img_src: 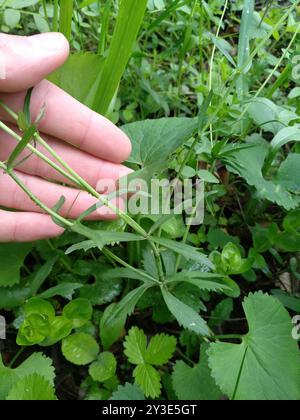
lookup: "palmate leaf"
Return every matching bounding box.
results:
[0,352,55,400]
[124,327,176,366]
[110,383,145,401]
[0,243,32,288]
[6,374,56,401]
[124,327,176,398]
[172,344,222,401]
[208,292,300,400]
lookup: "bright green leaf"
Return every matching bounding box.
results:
[0,243,31,288]
[133,364,161,399]
[208,292,300,400]
[145,333,176,365]
[62,333,99,366]
[89,352,117,382]
[172,344,221,400]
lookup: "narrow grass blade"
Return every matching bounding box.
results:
[53,0,59,32]
[236,0,254,100]
[92,0,148,116]
[98,0,113,55]
[59,0,74,41]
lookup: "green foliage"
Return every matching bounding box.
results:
[172,345,221,400]
[110,383,145,400]
[208,292,300,400]
[89,352,117,382]
[0,243,31,287]
[63,298,93,328]
[6,374,57,400]
[123,118,198,166]
[0,352,55,400]
[17,298,73,346]
[48,53,105,106]
[1,0,300,401]
[161,288,210,337]
[62,332,99,366]
[124,327,176,398]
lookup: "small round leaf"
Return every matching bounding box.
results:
[62,333,99,365]
[89,352,117,382]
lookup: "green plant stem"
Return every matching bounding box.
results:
[42,0,48,20]
[0,161,160,283]
[202,0,300,139]
[208,0,229,146]
[0,108,146,237]
[59,0,73,41]
[98,0,112,55]
[103,248,160,285]
[0,120,79,186]
[8,347,25,368]
[240,20,300,148]
[53,0,59,32]
[214,334,243,341]
[177,0,198,88]
[0,161,72,227]
[0,105,165,282]
[174,196,201,272]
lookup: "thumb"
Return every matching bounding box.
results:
[0,32,69,93]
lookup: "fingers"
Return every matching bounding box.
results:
[0,80,132,163]
[0,33,69,92]
[0,209,64,242]
[0,170,124,221]
[0,126,133,188]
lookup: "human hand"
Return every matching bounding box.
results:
[0,33,132,242]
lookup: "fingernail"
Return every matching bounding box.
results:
[29,33,69,53]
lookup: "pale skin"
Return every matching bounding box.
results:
[0,32,132,242]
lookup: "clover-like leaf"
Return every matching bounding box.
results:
[124,327,147,365]
[133,364,161,399]
[145,333,176,366]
